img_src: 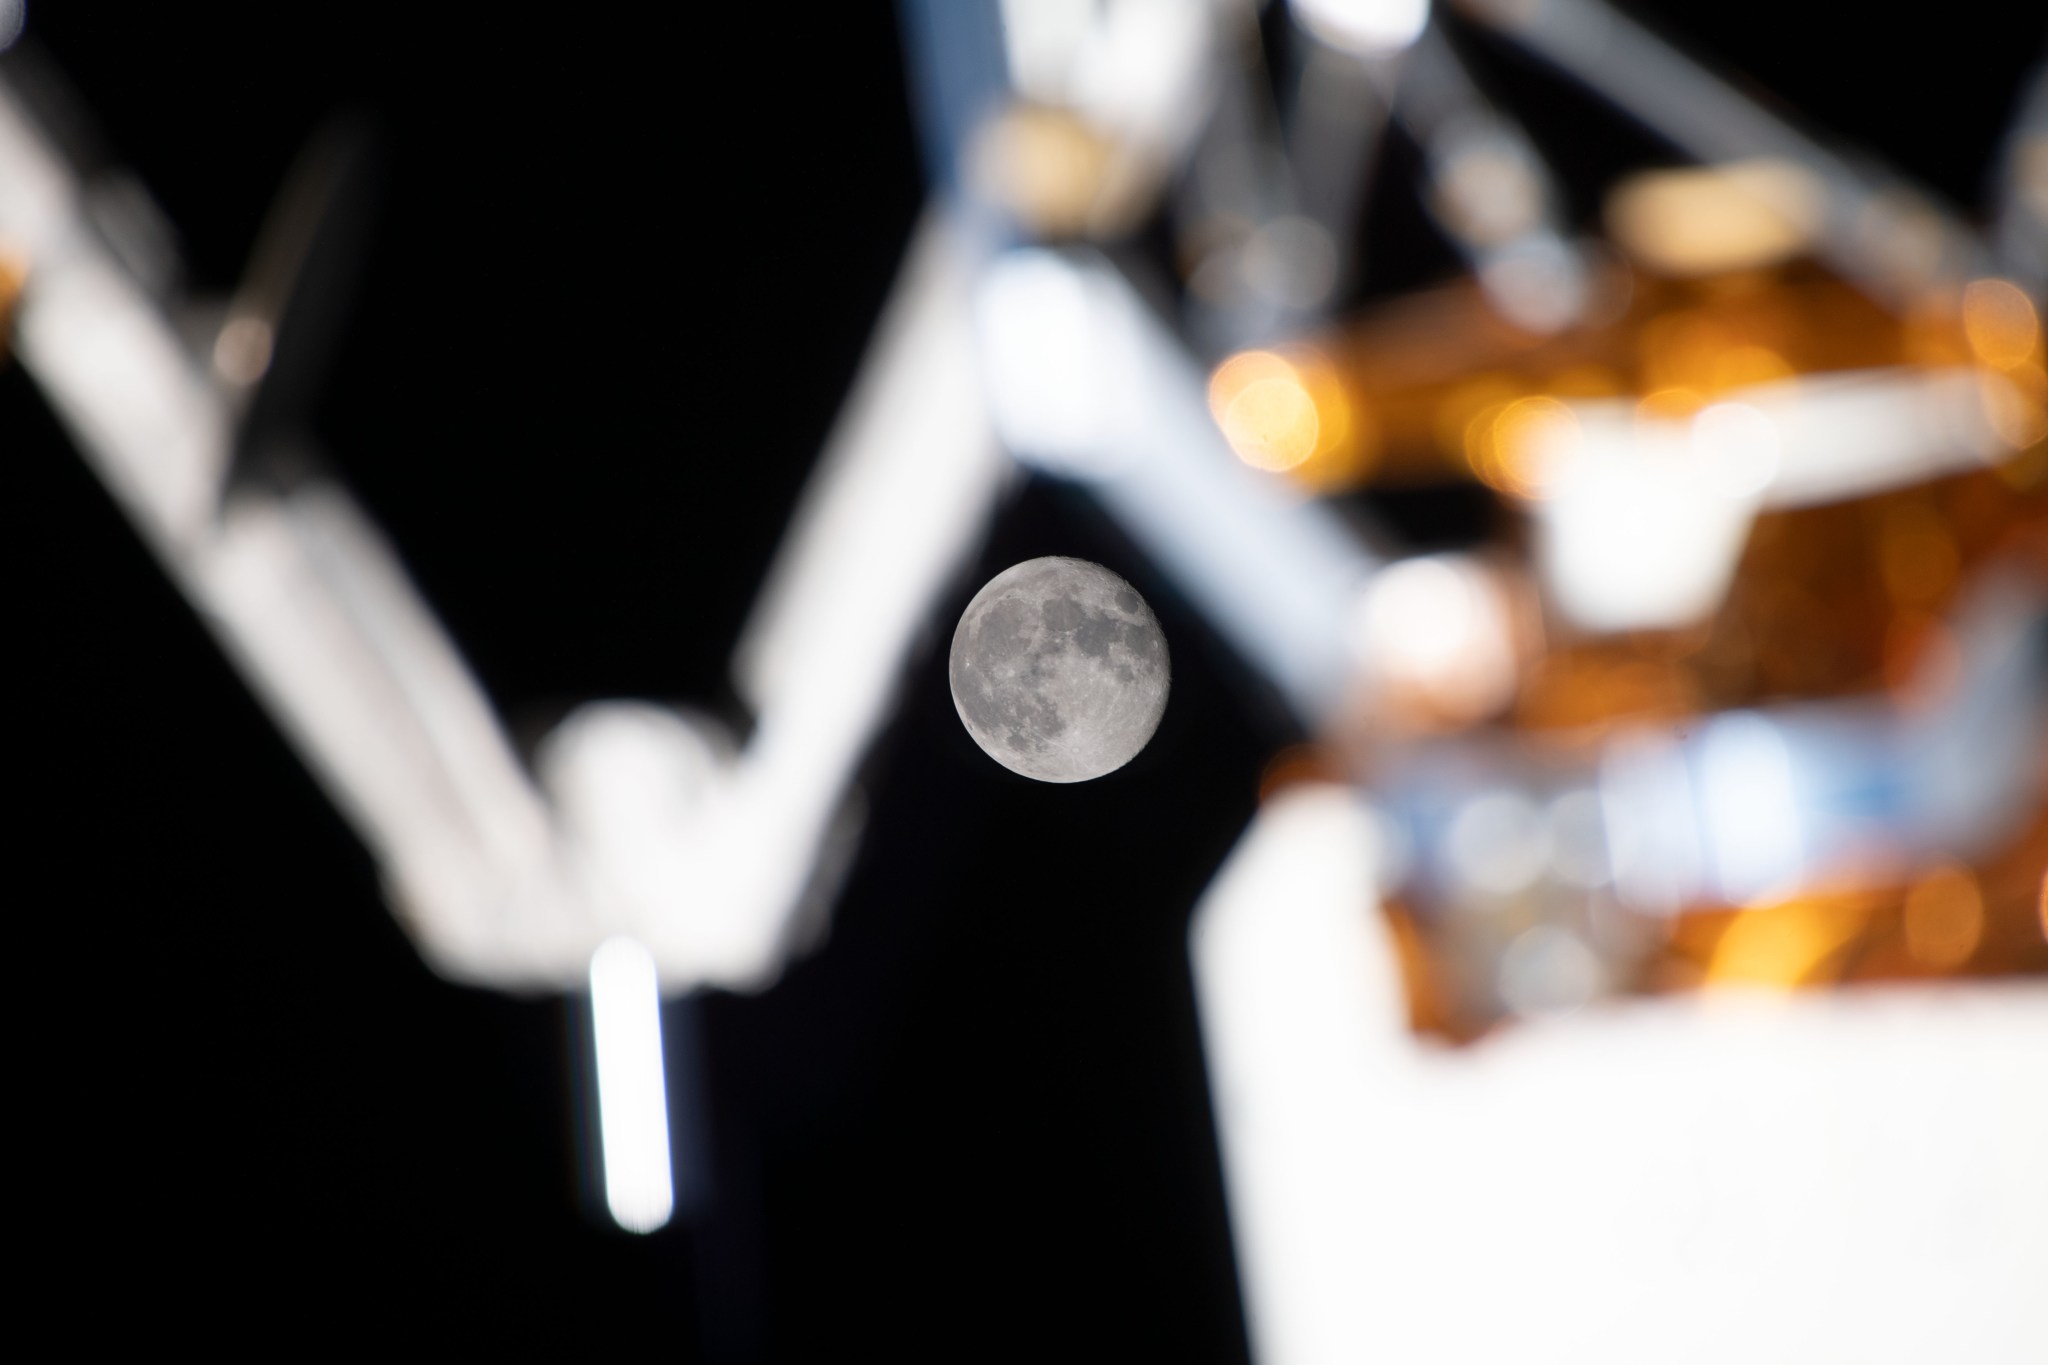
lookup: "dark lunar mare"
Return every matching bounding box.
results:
[949,557,1171,782]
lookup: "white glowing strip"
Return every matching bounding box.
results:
[977,250,1376,723]
[590,938,674,1235]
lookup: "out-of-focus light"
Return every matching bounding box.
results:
[1432,373,1521,464]
[1444,789,1550,897]
[1705,898,1869,989]
[1476,233,1587,334]
[1497,924,1601,1018]
[212,315,274,387]
[1209,350,1319,471]
[1208,349,1328,471]
[1239,216,1340,312]
[1978,363,2048,450]
[1207,345,1362,481]
[0,2,22,53]
[1291,0,1429,56]
[590,937,674,1235]
[1961,278,2041,370]
[970,104,1116,238]
[1360,798,1415,895]
[1638,308,1745,398]
[1545,789,1611,888]
[1604,159,1824,277]
[1601,729,1703,916]
[977,247,1139,477]
[1697,711,1803,905]
[1901,863,1985,970]
[1350,553,1516,726]
[1471,394,1577,498]
[1430,135,1544,249]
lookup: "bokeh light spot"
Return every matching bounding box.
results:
[1475,395,1579,498]
[1706,899,1870,989]
[1962,278,2041,371]
[1209,348,1358,475]
[1902,864,1985,970]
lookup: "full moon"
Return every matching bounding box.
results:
[949,557,1171,783]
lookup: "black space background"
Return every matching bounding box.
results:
[11,3,2043,1357]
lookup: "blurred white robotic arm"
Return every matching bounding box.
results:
[0,63,1029,992]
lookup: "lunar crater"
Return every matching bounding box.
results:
[949,557,1171,783]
